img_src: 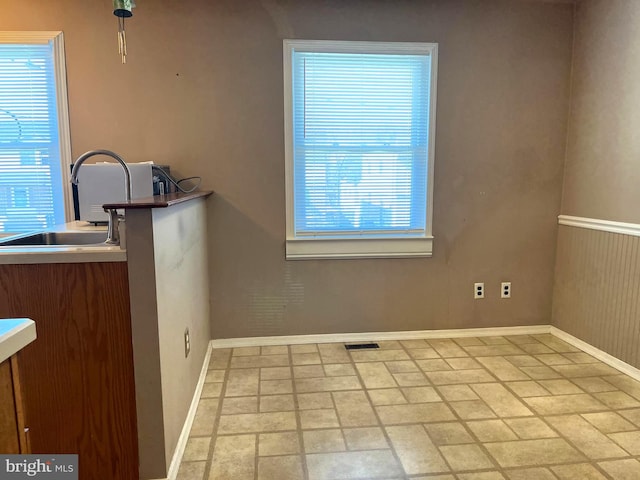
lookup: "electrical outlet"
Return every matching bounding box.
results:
[501,282,511,299]
[184,328,191,358]
[474,282,485,299]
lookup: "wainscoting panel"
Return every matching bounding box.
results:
[553,224,640,369]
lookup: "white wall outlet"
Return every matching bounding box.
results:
[474,282,485,299]
[184,328,191,358]
[501,282,511,299]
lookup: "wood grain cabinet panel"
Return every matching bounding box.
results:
[0,262,138,480]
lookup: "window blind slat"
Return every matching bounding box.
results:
[0,42,64,233]
[291,50,430,236]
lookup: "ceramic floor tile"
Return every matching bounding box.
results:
[457,473,506,480]
[450,400,498,420]
[552,363,621,378]
[233,346,261,356]
[463,345,526,356]
[386,424,449,474]
[545,414,629,460]
[424,422,475,445]
[426,369,496,385]
[408,348,441,359]
[476,357,530,381]
[368,388,407,406]
[225,368,260,397]
[260,394,295,412]
[470,383,533,417]
[343,426,388,450]
[581,412,637,433]
[518,366,562,380]
[332,390,378,427]
[177,461,206,480]
[608,431,640,455]
[258,455,304,480]
[620,408,640,427]
[572,376,617,393]
[303,429,346,453]
[217,411,297,434]
[324,363,356,376]
[356,362,398,389]
[563,352,599,363]
[384,360,419,373]
[294,365,325,378]
[295,376,362,393]
[183,437,211,462]
[206,370,226,383]
[439,444,495,471]
[604,375,640,401]
[517,343,555,355]
[393,372,429,386]
[505,467,557,480]
[297,392,334,410]
[428,339,469,358]
[259,431,301,456]
[532,335,581,353]
[261,379,293,395]
[484,438,585,468]
[300,409,340,429]
[261,367,292,380]
[480,336,511,345]
[221,397,258,415]
[291,344,318,354]
[437,384,479,401]
[503,417,558,440]
[350,349,410,362]
[504,381,550,398]
[261,345,289,356]
[400,339,431,349]
[208,434,256,480]
[318,344,351,363]
[523,394,606,415]
[537,379,583,395]
[598,459,640,480]
[376,402,455,424]
[416,359,453,372]
[230,355,290,369]
[504,355,543,367]
[201,382,224,398]
[190,398,219,436]
[446,357,482,370]
[466,420,518,442]
[535,353,574,366]
[292,352,322,365]
[593,391,640,409]
[306,450,403,480]
[402,386,442,403]
[551,463,608,479]
[454,337,485,346]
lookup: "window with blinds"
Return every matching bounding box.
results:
[284,40,438,259]
[0,34,68,234]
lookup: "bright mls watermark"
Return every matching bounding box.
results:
[0,455,77,479]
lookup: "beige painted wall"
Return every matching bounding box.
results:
[560,0,640,223]
[0,0,574,338]
[553,0,640,368]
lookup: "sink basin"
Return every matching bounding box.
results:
[0,231,108,247]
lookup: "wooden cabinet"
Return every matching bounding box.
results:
[0,355,29,453]
[0,262,138,479]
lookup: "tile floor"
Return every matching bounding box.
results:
[177,334,640,480]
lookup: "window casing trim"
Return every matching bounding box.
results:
[283,39,438,260]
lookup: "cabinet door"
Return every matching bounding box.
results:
[0,357,19,453]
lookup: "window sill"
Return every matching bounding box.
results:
[285,236,433,260]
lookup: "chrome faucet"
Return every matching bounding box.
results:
[70,149,132,245]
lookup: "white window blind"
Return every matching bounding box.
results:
[284,40,438,259]
[0,41,65,233]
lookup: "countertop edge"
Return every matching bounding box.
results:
[103,190,213,210]
[0,318,37,364]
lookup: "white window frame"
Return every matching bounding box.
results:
[0,31,73,229]
[283,39,438,260]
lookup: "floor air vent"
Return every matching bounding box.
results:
[345,343,380,350]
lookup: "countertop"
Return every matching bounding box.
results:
[0,318,36,363]
[0,222,126,265]
[103,190,212,210]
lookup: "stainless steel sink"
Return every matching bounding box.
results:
[0,231,108,247]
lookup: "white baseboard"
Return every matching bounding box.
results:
[210,325,552,349]
[550,326,640,383]
[164,342,214,480]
